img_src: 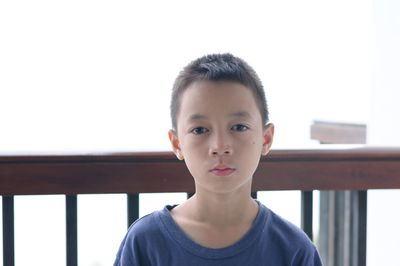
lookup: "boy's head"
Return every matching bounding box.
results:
[170,53,269,131]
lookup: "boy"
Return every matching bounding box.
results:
[114,53,322,265]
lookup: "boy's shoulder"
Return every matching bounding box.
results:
[265,205,310,243]
[115,208,170,250]
[260,204,321,264]
[114,207,172,265]
[261,204,310,246]
[123,205,177,243]
[124,207,166,239]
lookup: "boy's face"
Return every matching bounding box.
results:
[169,81,274,194]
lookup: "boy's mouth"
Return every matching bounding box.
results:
[210,166,236,176]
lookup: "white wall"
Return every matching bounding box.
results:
[367,0,400,265]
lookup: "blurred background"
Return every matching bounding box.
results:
[1,0,399,265]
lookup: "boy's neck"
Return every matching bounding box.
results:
[175,189,259,228]
[170,186,260,248]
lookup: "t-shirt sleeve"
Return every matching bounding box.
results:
[113,214,157,266]
[113,230,142,266]
[293,245,323,266]
[313,247,323,266]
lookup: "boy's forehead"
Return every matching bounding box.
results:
[182,80,253,100]
[178,81,260,120]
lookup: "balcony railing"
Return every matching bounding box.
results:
[1,148,400,266]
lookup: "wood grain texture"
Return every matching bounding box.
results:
[1,148,400,195]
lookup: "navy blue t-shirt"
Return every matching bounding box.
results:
[114,203,322,265]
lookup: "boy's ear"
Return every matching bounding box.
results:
[168,129,184,160]
[261,123,274,156]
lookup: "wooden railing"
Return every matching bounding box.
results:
[1,148,400,266]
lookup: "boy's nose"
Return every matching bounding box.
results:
[209,133,233,156]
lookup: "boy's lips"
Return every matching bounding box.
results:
[210,166,236,176]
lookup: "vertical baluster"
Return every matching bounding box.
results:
[66,195,78,266]
[251,191,258,199]
[127,194,139,228]
[353,190,367,266]
[301,191,313,241]
[2,196,15,266]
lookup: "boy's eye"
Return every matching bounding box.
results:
[191,127,209,135]
[231,124,249,132]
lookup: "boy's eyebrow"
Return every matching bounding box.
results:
[188,114,207,121]
[188,112,251,121]
[229,111,251,118]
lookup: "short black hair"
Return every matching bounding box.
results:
[170,53,269,130]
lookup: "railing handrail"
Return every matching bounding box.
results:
[2,147,399,266]
[1,147,400,196]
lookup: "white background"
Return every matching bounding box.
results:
[1,0,398,265]
[367,0,400,265]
